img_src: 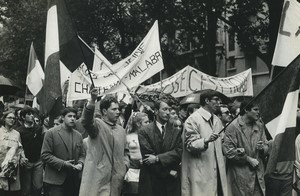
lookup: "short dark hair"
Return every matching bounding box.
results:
[199,90,220,106]
[154,98,170,111]
[100,95,118,115]
[187,103,200,115]
[239,98,257,115]
[61,107,77,117]
[20,106,35,119]
[119,101,127,110]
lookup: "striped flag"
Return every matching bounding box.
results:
[41,0,93,114]
[271,0,300,78]
[253,55,300,176]
[26,43,44,96]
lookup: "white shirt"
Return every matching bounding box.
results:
[156,121,166,135]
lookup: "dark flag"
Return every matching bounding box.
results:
[252,55,300,176]
[41,0,93,115]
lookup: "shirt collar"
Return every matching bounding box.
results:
[198,107,213,122]
[156,121,166,134]
[103,119,116,126]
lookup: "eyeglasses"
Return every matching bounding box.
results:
[6,117,16,120]
[210,97,221,102]
[222,111,231,115]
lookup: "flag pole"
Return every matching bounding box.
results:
[78,35,131,91]
[24,86,28,105]
[77,35,154,113]
[159,71,163,95]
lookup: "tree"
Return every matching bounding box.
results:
[0,0,47,87]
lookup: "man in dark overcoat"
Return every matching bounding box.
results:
[138,98,182,196]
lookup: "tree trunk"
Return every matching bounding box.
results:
[206,5,218,76]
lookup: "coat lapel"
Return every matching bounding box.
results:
[152,122,163,152]
[58,126,70,153]
[162,123,173,150]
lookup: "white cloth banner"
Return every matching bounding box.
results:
[272,0,300,67]
[92,47,114,72]
[67,20,164,101]
[136,66,253,97]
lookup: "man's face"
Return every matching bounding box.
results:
[220,107,232,124]
[169,109,178,119]
[63,112,76,128]
[24,112,34,124]
[104,102,120,124]
[156,102,170,124]
[77,108,82,119]
[246,106,260,121]
[207,96,221,113]
[178,107,187,119]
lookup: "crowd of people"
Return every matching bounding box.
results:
[0,88,299,196]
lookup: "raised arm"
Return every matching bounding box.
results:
[81,88,98,138]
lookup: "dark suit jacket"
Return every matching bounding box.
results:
[41,124,85,185]
[138,121,182,196]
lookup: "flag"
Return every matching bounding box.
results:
[253,55,300,176]
[67,20,164,102]
[42,0,93,114]
[26,43,44,96]
[92,47,113,72]
[272,0,300,67]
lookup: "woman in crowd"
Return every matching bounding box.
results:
[0,111,24,196]
[123,112,149,196]
[169,117,183,134]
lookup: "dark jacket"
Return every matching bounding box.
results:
[41,124,85,185]
[138,121,182,196]
[16,124,43,162]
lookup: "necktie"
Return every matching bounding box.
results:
[161,125,165,138]
[209,116,214,128]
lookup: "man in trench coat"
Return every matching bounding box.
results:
[181,90,228,196]
[79,89,130,196]
[138,97,182,196]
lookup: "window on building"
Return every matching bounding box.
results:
[228,56,236,69]
[228,32,235,51]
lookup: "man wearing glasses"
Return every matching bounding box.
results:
[216,104,233,127]
[181,89,228,196]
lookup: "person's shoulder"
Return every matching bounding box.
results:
[139,122,154,133]
[14,124,24,132]
[10,128,20,136]
[46,126,61,134]
[72,128,84,139]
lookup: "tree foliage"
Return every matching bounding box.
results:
[0,0,283,90]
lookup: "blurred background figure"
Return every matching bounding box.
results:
[186,103,200,118]
[169,106,178,119]
[117,101,127,128]
[216,104,233,127]
[0,110,23,196]
[53,116,63,127]
[123,112,149,196]
[178,105,188,123]
[169,117,183,134]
